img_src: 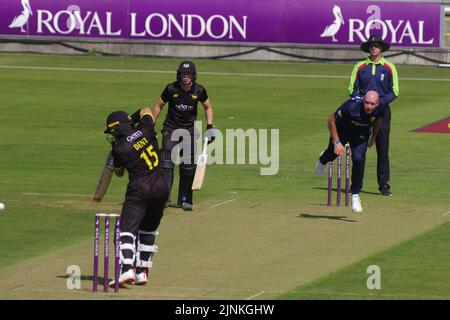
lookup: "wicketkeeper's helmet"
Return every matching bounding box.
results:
[176,61,197,82]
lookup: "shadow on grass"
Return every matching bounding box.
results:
[58,274,101,280]
[56,275,133,291]
[298,213,357,223]
[313,187,380,195]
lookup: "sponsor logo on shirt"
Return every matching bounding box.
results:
[175,104,194,111]
[351,120,369,127]
[126,130,143,142]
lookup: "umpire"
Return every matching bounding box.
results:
[348,35,399,196]
[152,61,215,211]
[104,108,169,287]
[316,91,384,213]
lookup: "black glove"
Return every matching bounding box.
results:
[130,109,141,124]
[205,124,216,145]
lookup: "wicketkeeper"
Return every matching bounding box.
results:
[104,108,169,287]
[315,91,383,213]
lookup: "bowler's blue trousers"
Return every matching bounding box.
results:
[319,132,369,194]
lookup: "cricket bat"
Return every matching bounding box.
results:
[192,137,209,191]
[91,151,114,202]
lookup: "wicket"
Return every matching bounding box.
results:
[93,213,121,293]
[327,144,351,207]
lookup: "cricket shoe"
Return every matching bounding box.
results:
[108,268,136,288]
[315,151,326,178]
[351,194,363,213]
[181,202,193,211]
[134,268,149,286]
[379,184,392,196]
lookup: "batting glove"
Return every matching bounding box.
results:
[205,124,217,145]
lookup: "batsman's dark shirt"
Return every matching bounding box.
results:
[334,97,384,138]
[160,81,208,130]
[112,114,165,197]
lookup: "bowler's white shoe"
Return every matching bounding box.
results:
[315,151,326,178]
[351,194,363,213]
[108,268,136,288]
[134,268,149,286]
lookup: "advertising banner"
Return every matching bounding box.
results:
[0,0,441,48]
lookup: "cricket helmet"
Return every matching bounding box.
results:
[360,34,390,53]
[104,111,132,134]
[176,61,197,82]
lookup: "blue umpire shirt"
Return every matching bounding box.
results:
[348,57,399,107]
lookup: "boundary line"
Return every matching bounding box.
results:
[1,65,450,82]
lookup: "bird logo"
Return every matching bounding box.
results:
[9,0,33,33]
[320,5,344,42]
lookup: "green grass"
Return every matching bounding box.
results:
[279,221,450,299]
[0,53,449,299]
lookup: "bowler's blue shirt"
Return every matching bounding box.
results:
[334,97,384,138]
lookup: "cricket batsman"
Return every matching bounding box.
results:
[151,61,216,211]
[104,108,169,287]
